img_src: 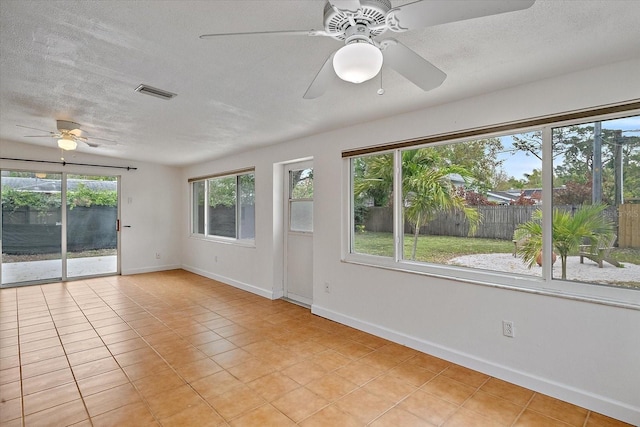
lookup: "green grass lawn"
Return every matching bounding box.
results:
[353,232,640,265]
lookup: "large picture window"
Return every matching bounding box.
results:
[190,170,255,241]
[352,152,394,258]
[347,111,639,300]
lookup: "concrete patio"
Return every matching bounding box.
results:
[1,255,117,286]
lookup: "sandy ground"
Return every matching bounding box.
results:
[448,253,640,285]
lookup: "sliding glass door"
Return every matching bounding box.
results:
[1,171,63,285]
[1,170,119,287]
[66,174,119,279]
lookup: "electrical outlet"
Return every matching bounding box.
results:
[502,320,515,338]
[324,282,330,293]
[155,252,161,259]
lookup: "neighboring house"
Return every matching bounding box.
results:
[486,190,518,205]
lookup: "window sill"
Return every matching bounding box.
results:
[342,253,640,311]
[189,234,256,248]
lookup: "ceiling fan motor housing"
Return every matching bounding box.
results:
[323,0,391,40]
[56,120,82,136]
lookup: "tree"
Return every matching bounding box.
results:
[455,186,494,206]
[402,149,480,259]
[208,176,236,207]
[509,192,536,206]
[354,149,480,260]
[495,176,526,191]
[353,137,505,206]
[511,124,640,203]
[1,187,61,214]
[491,169,511,191]
[431,138,504,191]
[522,168,543,188]
[553,180,593,205]
[353,153,394,207]
[67,184,117,209]
[206,174,255,208]
[290,169,313,199]
[514,204,615,279]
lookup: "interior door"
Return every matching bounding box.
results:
[284,161,313,305]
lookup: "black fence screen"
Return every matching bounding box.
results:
[2,206,117,254]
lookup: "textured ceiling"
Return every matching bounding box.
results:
[1,0,639,166]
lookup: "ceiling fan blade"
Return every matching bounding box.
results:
[16,124,54,134]
[87,138,117,146]
[386,0,535,32]
[72,134,116,146]
[200,29,336,39]
[23,135,56,138]
[380,39,446,92]
[328,0,362,14]
[303,53,337,99]
[83,134,117,143]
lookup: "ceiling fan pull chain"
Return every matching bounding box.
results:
[377,69,385,95]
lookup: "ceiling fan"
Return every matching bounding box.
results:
[200,0,536,99]
[17,120,117,151]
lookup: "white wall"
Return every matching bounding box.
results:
[181,59,640,424]
[0,141,182,275]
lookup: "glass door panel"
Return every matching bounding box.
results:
[66,174,118,278]
[1,171,62,286]
[285,163,314,305]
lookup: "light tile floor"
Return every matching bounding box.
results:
[0,270,632,426]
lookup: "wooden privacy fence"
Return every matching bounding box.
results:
[418,205,538,240]
[363,204,636,247]
[618,204,640,248]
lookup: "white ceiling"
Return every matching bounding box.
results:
[1,0,639,166]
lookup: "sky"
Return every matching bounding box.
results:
[497,135,541,180]
[496,115,640,180]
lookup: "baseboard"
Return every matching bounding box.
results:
[311,304,640,425]
[122,264,181,275]
[181,264,274,299]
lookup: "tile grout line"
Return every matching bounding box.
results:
[38,282,95,427]
[294,350,448,425]
[74,279,166,425]
[82,278,230,425]
[440,373,492,426]
[510,390,537,427]
[127,280,330,425]
[15,288,25,427]
[6,273,631,426]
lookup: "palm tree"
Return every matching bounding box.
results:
[514,204,615,279]
[403,150,480,259]
[355,149,480,260]
[353,153,394,208]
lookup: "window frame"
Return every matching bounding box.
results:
[343,105,640,309]
[288,165,314,234]
[189,169,255,245]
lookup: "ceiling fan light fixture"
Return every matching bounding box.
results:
[58,135,77,151]
[333,40,383,84]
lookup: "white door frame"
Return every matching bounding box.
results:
[283,160,314,306]
[0,169,121,287]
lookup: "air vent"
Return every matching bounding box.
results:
[134,84,177,100]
